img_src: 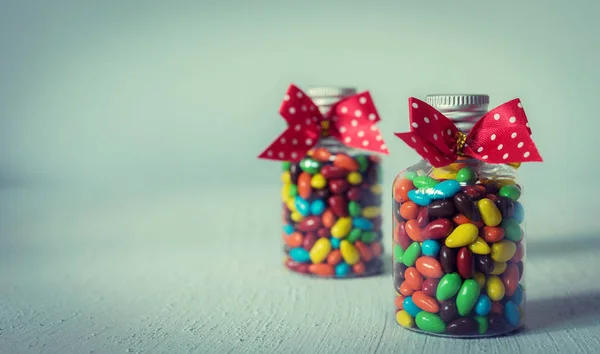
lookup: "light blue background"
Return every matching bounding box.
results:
[1,0,599,232]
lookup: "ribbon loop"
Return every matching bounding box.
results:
[395,97,543,167]
[258,84,390,161]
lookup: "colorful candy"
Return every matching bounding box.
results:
[393,164,526,336]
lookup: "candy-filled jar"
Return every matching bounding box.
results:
[392,94,542,337]
[259,84,390,278]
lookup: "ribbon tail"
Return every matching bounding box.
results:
[258,128,319,162]
[395,132,457,168]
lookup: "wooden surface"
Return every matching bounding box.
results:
[1,186,600,354]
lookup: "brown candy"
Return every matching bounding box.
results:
[446,317,479,335]
[439,300,460,323]
[422,278,440,297]
[475,255,495,274]
[427,199,456,218]
[440,245,458,273]
[453,192,482,222]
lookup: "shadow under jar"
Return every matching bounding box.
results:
[393,94,526,337]
[283,87,384,278]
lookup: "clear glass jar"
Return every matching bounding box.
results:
[393,95,526,337]
[282,87,384,278]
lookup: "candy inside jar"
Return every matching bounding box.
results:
[392,94,541,337]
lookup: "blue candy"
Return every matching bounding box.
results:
[330,237,341,249]
[310,199,326,215]
[294,196,311,216]
[504,300,520,326]
[513,201,525,224]
[474,294,492,316]
[403,296,421,317]
[431,180,461,199]
[353,217,373,230]
[421,240,441,257]
[408,189,432,206]
[335,262,350,277]
[283,224,295,235]
[289,248,311,263]
[512,284,524,306]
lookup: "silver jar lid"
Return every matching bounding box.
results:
[425,94,490,133]
[306,87,357,113]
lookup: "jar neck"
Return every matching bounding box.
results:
[438,107,488,133]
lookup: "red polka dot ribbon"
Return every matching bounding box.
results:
[258,84,389,161]
[395,97,543,168]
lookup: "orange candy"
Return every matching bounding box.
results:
[394,178,415,203]
[312,148,332,162]
[355,241,374,262]
[400,281,414,296]
[482,226,505,243]
[284,232,303,247]
[395,295,406,309]
[404,267,423,291]
[405,219,424,242]
[412,291,440,313]
[352,262,366,275]
[326,250,342,265]
[415,256,444,278]
[333,153,359,172]
[321,209,337,228]
[298,172,312,199]
[400,202,420,220]
[309,264,335,276]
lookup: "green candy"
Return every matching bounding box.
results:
[360,231,377,244]
[394,244,404,263]
[456,167,477,184]
[282,161,291,171]
[413,176,439,189]
[289,184,298,197]
[474,316,488,334]
[456,279,481,316]
[356,155,369,173]
[499,185,521,201]
[348,201,362,217]
[347,228,362,243]
[402,242,421,267]
[299,158,321,174]
[415,312,446,334]
[501,218,523,242]
[436,273,463,301]
[403,171,417,181]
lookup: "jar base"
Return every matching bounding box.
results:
[398,322,525,339]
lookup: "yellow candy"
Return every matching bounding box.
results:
[286,197,296,212]
[311,173,327,189]
[340,240,360,265]
[432,168,457,180]
[309,238,332,264]
[347,172,363,185]
[494,178,517,188]
[468,237,491,255]
[362,206,381,218]
[281,184,291,202]
[331,217,352,239]
[477,198,502,226]
[473,272,486,289]
[370,184,382,195]
[445,224,478,248]
[491,240,517,262]
[490,261,507,275]
[486,275,505,301]
[396,310,415,328]
[281,171,291,184]
[290,211,303,222]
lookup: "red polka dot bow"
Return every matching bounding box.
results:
[395,97,543,168]
[258,84,389,161]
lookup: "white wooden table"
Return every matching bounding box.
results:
[1,186,599,354]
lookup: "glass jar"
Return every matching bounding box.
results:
[281,87,385,278]
[393,94,527,337]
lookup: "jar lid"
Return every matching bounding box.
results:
[306,87,357,99]
[425,94,489,109]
